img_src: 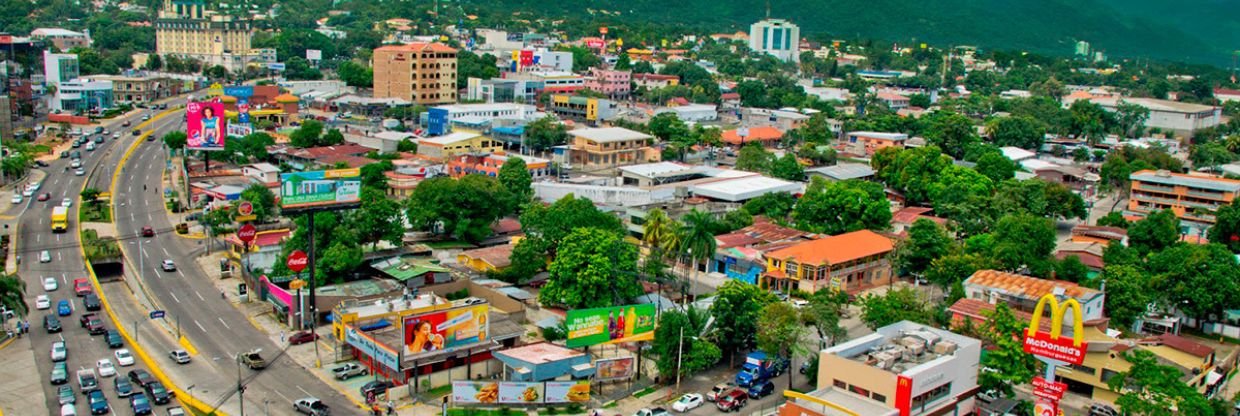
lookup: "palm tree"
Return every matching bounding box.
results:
[678,209,718,302]
[0,275,27,321]
[642,208,675,251]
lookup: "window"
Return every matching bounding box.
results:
[1068,364,1097,376]
[871,393,886,402]
[833,379,847,389]
[911,382,951,412]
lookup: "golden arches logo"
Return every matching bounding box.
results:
[1027,294,1085,347]
[898,378,910,387]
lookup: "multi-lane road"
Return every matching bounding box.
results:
[13,100,352,415]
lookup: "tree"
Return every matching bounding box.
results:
[990,213,1056,272]
[284,56,323,80]
[80,187,102,205]
[504,194,626,282]
[351,187,404,249]
[405,175,506,243]
[144,54,163,71]
[928,165,996,235]
[642,208,676,253]
[289,120,324,148]
[859,287,932,329]
[652,308,720,382]
[538,228,643,308]
[1069,100,1109,144]
[769,153,805,181]
[986,116,1046,150]
[921,111,979,159]
[632,60,655,74]
[908,93,931,109]
[756,301,807,391]
[1114,100,1150,138]
[647,112,688,142]
[1207,202,1240,252]
[1127,210,1179,255]
[397,139,417,153]
[457,50,500,88]
[678,209,719,297]
[1107,350,1214,416]
[336,61,373,88]
[894,219,954,276]
[497,157,533,213]
[711,280,776,365]
[1030,77,1066,101]
[224,132,275,163]
[1190,141,1234,171]
[1096,212,1130,229]
[0,275,28,319]
[741,192,796,220]
[162,131,187,152]
[614,53,632,70]
[800,289,849,350]
[873,146,951,204]
[1053,255,1089,282]
[734,143,774,173]
[239,183,277,223]
[1148,243,1240,326]
[976,303,1041,397]
[524,116,568,152]
[925,253,996,289]
[792,178,891,234]
[321,128,345,146]
[1099,265,1152,330]
[359,160,394,191]
[974,151,1017,183]
[205,65,229,80]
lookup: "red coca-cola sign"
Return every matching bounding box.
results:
[237,224,257,244]
[287,250,309,273]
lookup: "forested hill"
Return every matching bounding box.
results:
[475,0,1239,65]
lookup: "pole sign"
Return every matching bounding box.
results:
[1034,399,1058,416]
[237,201,253,217]
[237,223,257,244]
[1031,376,1067,402]
[287,250,309,273]
[1022,294,1088,365]
[149,310,166,319]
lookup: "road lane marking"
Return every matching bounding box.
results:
[169,292,181,303]
[58,252,62,262]
[194,320,207,332]
[217,317,230,329]
[36,234,40,243]
[154,267,162,277]
[195,291,204,301]
[296,385,312,397]
[274,390,293,403]
[161,247,169,256]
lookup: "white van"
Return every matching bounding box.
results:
[60,403,76,416]
[85,142,96,151]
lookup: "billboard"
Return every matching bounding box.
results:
[595,357,635,381]
[306,49,322,60]
[223,85,254,99]
[565,304,656,348]
[186,100,226,150]
[402,304,490,358]
[226,123,253,137]
[544,381,590,404]
[499,382,544,403]
[452,381,589,405]
[267,62,286,71]
[279,169,362,209]
[452,381,499,404]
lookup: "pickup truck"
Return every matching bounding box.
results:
[331,363,367,380]
[80,314,106,335]
[735,351,789,387]
[240,349,267,370]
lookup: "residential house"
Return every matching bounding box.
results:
[241,163,280,186]
[762,230,895,294]
[1054,242,1106,272]
[720,92,741,112]
[841,131,908,156]
[876,92,909,111]
[446,152,551,178]
[806,163,876,182]
[711,217,809,284]
[584,67,631,99]
[457,243,516,274]
[890,207,948,234]
[1070,225,1127,246]
[653,104,718,123]
[1127,169,1240,230]
[633,73,679,89]
[371,256,453,289]
[416,131,504,161]
[1054,333,1225,405]
[269,144,371,170]
[961,270,1106,327]
[566,127,659,171]
[722,126,783,147]
[31,28,92,50]
[1214,88,1240,103]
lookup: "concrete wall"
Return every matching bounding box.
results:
[533,182,675,207]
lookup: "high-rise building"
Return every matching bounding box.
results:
[372,42,458,106]
[1075,40,1091,57]
[43,51,79,87]
[748,19,800,62]
[154,0,270,72]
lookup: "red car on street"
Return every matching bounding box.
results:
[288,331,319,345]
[141,226,155,237]
[74,278,93,296]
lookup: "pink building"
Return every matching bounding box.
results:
[585,67,631,99]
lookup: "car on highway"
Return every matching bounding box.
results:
[122,120,131,127]
[71,151,81,159]
[58,385,76,405]
[332,363,368,380]
[111,133,120,140]
[141,226,155,237]
[83,293,102,311]
[51,341,68,362]
[36,295,51,310]
[127,369,155,388]
[71,140,82,149]
[61,151,70,159]
[77,368,99,393]
[289,330,319,345]
[70,158,81,168]
[240,349,266,369]
[44,314,63,333]
[38,192,50,201]
[293,397,330,415]
[81,313,106,335]
[57,299,73,316]
[672,394,704,412]
[96,359,116,377]
[35,160,49,167]
[44,277,59,291]
[51,362,69,385]
[169,349,191,364]
[105,330,123,348]
[715,389,748,412]
[10,194,21,204]
[145,381,172,405]
[132,129,141,136]
[75,167,86,176]
[87,389,109,414]
[142,114,150,121]
[161,259,176,272]
[131,392,152,415]
[74,278,92,296]
[167,406,187,416]
[114,349,134,366]
[114,376,134,397]
[86,142,96,151]
[94,136,105,144]
[62,198,73,207]
[40,250,52,263]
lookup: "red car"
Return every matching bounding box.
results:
[141,226,154,237]
[288,331,319,345]
[715,389,748,412]
[37,193,50,201]
[74,278,93,296]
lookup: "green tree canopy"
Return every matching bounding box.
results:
[538,228,643,308]
[652,307,720,382]
[1099,265,1152,330]
[756,301,808,390]
[1207,202,1240,252]
[894,218,955,276]
[986,115,1046,150]
[989,213,1057,272]
[497,157,533,213]
[239,183,277,223]
[1128,210,1180,255]
[859,287,933,329]
[524,115,569,152]
[162,131,187,151]
[405,175,506,243]
[741,192,797,221]
[792,177,891,234]
[1107,349,1214,416]
[710,280,776,364]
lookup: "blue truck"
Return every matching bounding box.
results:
[735,351,789,387]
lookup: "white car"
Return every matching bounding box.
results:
[70,159,81,169]
[10,194,21,204]
[36,295,51,310]
[114,349,135,367]
[61,198,72,207]
[44,277,59,291]
[40,250,52,263]
[161,259,176,272]
[96,359,116,377]
[671,393,704,412]
[75,168,85,176]
[51,341,67,361]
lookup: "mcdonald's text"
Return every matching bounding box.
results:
[1023,329,1086,365]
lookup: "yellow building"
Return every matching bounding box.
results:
[372,42,458,106]
[566,127,660,172]
[1054,333,1225,405]
[456,243,517,273]
[415,131,503,161]
[762,230,895,294]
[154,0,270,72]
[549,94,616,122]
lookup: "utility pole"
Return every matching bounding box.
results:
[675,326,684,394]
[236,354,246,416]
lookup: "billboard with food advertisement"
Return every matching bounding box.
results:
[595,357,636,381]
[499,382,544,404]
[402,304,490,358]
[452,381,499,404]
[279,169,362,209]
[565,304,656,348]
[186,100,226,150]
[544,381,590,404]
[452,381,587,405]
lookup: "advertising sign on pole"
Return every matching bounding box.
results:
[564,304,656,348]
[402,304,490,358]
[1034,399,1058,416]
[237,102,251,124]
[452,381,498,404]
[595,357,636,381]
[237,223,257,244]
[1022,295,1088,365]
[453,381,590,405]
[306,49,323,60]
[498,382,544,404]
[186,100,226,150]
[1031,376,1067,402]
[267,62,286,71]
[287,250,309,273]
[279,169,362,209]
[543,381,590,404]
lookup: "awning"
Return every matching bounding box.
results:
[1206,370,1223,386]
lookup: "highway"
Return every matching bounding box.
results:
[112,105,353,413]
[13,107,174,415]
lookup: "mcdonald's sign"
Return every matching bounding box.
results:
[1022,294,1088,365]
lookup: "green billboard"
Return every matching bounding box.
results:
[279,168,362,209]
[565,304,656,348]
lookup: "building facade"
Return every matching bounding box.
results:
[842,131,908,156]
[632,73,679,90]
[43,51,78,87]
[567,127,659,172]
[52,79,113,113]
[748,19,800,62]
[584,67,631,99]
[31,28,92,51]
[962,269,1106,326]
[415,131,503,161]
[90,74,178,104]
[155,0,267,72]
[465,78,541,104]
[1127,169,1240,230]
[549,94,617,123]
[762,230,894,294]
[1090,97,1220,137]
[372,42,458,106]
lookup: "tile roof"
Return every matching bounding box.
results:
[490,218,522,235]
[764,230,893,266]
[715,233,761,249]
[949,298,1055,333]
[459,244,515,269]
[1143,334,1214,358]
[721,126,783,145]
[891,207,947,226]
[964,270,1101,301]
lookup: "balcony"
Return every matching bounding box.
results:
[1134,183,1176,194]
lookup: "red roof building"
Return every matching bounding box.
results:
[761,230,895,294]
[721,126,783,146]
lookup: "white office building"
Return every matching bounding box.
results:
[43,51,79,87]
[748,19,800,62]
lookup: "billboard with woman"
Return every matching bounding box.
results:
[186,100,226,150]
[402,304,490,358]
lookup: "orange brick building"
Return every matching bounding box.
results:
[372,42,458,105]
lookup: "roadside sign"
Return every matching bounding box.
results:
[149,310,166,319]
[1034,399,1058,416]
[237,224,257,244]
[287,250,309,273]
[1031,376,1067,401]
[237,201,253,216]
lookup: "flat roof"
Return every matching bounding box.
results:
[567,127,652,143]
[1093,97,1216,114]
[434,103,531,114]
[494,342,584,365]
[691,175,802,202]
[848,131,908,140]
[806,163,875,180]
[419,131,483,145]
[619,162,693,178]
[1130,170,1240,193]
[1000,146,1036,161]
[797,387,897,416]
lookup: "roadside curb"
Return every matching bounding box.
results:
[0,335,14,351]
[158,168,208,240]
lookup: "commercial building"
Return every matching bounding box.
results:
[89,74,178,104]
[960,270,1106,326]
[1127,169,1240,230]
[711,217,810,284]
[425,103,537,135]
[465,78,541,104]
[42,51,78,87]
[446,152,551,179]
[507,71,584,94]
[583,67,631,99]
[493,342,595,382]
[549,94,618,123]
[654,104,718,123]
[1054,332,1225,404]
[841,131,908,156]
[1089,97,1220,137]
[52,79,113,113]
[416,131,504,161]
[806,163,876,182]
[30,28,92,50]
[799,321,982,416]
[371,255,452,289]
[748,19,801,62]
[632,73,679,89]
[372,42,458,106]
[566,127,659,172]
[155,0,268,72]
[762,230,895,294]
[740,107,810,131]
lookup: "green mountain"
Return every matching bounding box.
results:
[478,0,1238,65]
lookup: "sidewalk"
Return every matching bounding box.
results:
[0,332,49,414]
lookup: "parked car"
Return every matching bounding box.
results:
[51,362,69,385]
[166,406,187,416]
[332,363,368,380]
[293,397,330,415]
[746,380,774,399]
[1088,403,1119,416]
[77,368,98,393]
[74,278,92,296]
[706,383,735,402]
[671,394,704,412]
[169,349,191,364]
[715,389,748,412]
[114,376,135,398]
[11,194,21,204]
[60,404,77,416]
[359,380,394,398]
[83,293,102,311]
[289,331,319,345]
[114,349,135,366]
[36,295,51,310]
[633,408,671,416]
[44,277,59,291]
[45,314,63,333]
[58,385,76,405]
[57,299,73,316]
[51,341,68,362]
[87,389,109,414]
[127,369,155,388]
